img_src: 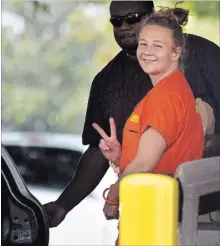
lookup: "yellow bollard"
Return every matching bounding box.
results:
[119,173,179,246]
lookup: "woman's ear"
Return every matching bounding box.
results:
[172,47,181,62]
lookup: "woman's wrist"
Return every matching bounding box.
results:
[114,159,120,166]
[103,187,119,205]
[109,160,120,174]
[108,183,120,201]
[110,159,120,167]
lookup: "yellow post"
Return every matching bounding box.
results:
[119,173,179,246]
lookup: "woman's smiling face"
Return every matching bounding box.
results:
[137,24,180,76]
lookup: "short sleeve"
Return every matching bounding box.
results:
[140,94,184,147]
[82,73,108,146]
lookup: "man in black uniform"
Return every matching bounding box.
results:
[44,1,220,227]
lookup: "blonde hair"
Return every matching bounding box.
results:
[141,7,189,69]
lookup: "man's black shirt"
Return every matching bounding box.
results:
[82,34,220,145]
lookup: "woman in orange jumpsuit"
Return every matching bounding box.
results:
[92,7,204,245]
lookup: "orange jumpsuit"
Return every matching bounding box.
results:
[116,70,204,245]
[120,69,204,175]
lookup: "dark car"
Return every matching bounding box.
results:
[2,145,49,246]
[2,131,86,188]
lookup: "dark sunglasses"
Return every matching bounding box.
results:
[110,12,147,27]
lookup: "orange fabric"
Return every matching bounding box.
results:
[120,70,204,175]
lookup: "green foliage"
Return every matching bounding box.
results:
[179,1,220,19]
[156,1,220,19]
[33,1,50,13]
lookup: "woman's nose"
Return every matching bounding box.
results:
[143,46,154,55]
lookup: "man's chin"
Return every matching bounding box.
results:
[117,39,138,52]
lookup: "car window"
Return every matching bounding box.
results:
[3,145,82,188]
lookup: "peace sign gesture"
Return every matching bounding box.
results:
[92,118,121,167]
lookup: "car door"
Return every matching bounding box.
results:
[1,145,49,246]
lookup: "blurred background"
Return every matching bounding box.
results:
[1,1,220,245]
[2,0,220,134]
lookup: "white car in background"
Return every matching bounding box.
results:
[2,131,118,245]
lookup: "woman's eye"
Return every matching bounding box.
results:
[154,44,162,48]
[139,43,147,46]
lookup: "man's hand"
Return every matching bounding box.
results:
[92,118,121,163]
[43,201,67,228]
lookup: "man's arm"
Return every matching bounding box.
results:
[57,71,110,212]
[57,145,109,212]
[44,145,109,227]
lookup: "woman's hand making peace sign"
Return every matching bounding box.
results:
[92,118,121,165]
